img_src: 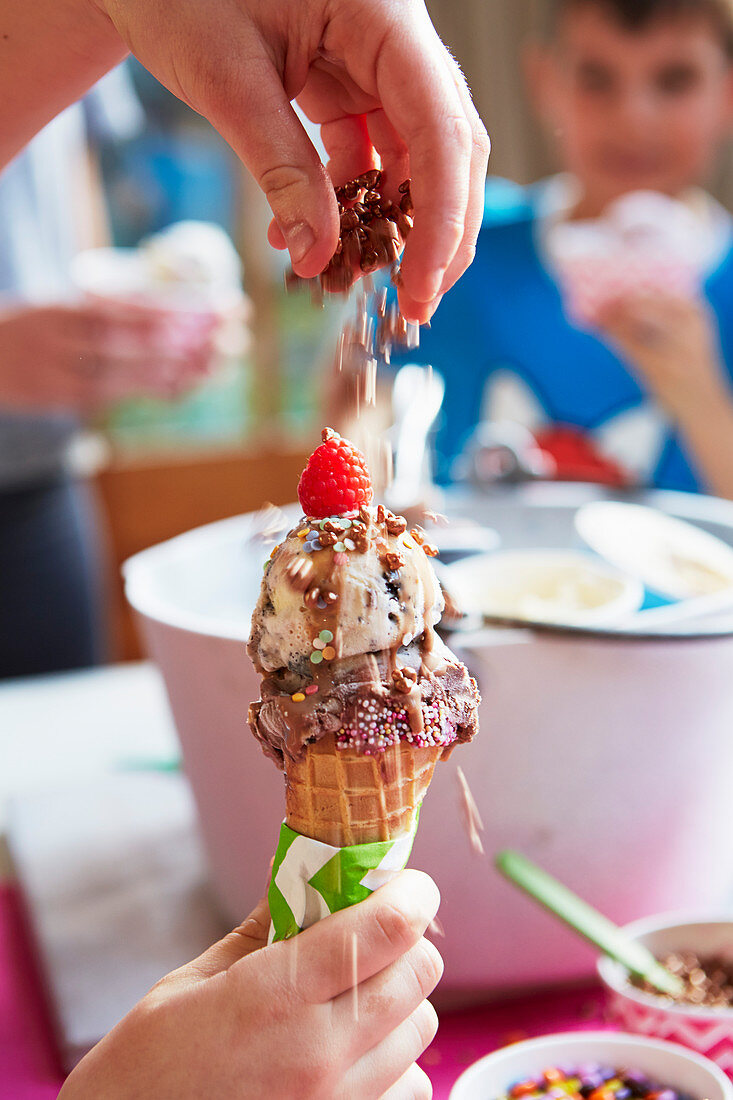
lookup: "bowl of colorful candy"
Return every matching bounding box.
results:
[449,1030,733,1100]
[598,915,733,1076]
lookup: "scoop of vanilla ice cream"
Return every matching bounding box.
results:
[249,516,444,675]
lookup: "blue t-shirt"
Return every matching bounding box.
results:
[406,178,733,492]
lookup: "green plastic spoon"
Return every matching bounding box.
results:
[496,849,684,997]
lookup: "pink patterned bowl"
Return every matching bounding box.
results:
[598,914,733,1077]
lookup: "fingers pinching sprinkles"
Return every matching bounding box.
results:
[285,171,419,365]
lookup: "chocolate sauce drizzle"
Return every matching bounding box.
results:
[248,504,480,769]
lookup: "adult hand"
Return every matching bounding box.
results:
[0,300,219,415]
[596,292,731,424]
[59,869,442,1099]
[94,0,490,323]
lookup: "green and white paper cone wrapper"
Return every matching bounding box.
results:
[268,810,421,943]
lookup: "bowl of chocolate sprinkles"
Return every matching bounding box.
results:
[598,914,733,1076]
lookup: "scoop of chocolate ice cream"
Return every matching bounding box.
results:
[248,635,480,769]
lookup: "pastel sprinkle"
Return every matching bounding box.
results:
[303,543,314,553]
[310,651,324,665]
[297,530,307,539]
[322,646,336,660]
[341,518,352,529]
[291,692,306,702]
[336,699,458,755]
[333,552,349,565]
[305,684,319,695]
[319,630,334,643]
[344,538,355,551]
[334,541,346,552]
[310,540,323,551]
[313,638,325,650]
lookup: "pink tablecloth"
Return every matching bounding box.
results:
[0,883,607,1099]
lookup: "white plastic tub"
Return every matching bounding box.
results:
[124,496,733,993]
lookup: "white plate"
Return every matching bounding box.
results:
[449,1030,733,1100]
[576,502,733,600]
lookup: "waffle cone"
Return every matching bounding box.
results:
[284,732,441,846]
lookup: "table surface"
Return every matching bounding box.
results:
[0,663,178,831]
[0,662,610,1098]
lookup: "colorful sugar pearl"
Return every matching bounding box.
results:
[305,684,319,696]
[499,1066,695,1100]
[336,698,458,755]
[291,693,305,703]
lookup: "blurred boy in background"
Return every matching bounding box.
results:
[410,0,733,498]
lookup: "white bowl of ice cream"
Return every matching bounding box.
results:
[72,221,244,312]
[444,549,644,628]
[72,222,249,358]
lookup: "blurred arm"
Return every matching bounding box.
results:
[0,0,125,169]
[676,401,733,501]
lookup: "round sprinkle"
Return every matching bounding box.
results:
[291,692,306,702]
[334,541,346,552]
[310,651,324,665]
[305,684,319,696]
[297,530,307,539]
[312,638,326,650]
[303,544,314,554]
[322,646,336,660]
[320,520,328,530]
[310,540,323,551]
[319,630,334,643]
[341,518,352,529]
[344,538,355,551]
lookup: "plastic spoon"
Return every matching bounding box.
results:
[496,849,684,997]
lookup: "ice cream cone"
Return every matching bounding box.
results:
[285,732,443,847]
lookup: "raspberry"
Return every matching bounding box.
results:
[298,428,373,518]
